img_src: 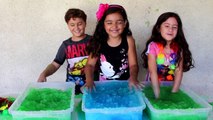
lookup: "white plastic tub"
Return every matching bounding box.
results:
[143,82,212,120]
[82,80,146,120]
[9,82,75,120]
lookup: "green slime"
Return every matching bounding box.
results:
[18,88,72,111]
[143,86,201,109]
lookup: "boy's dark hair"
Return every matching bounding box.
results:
[64,8,87,23]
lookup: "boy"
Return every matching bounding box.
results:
[37,8,92,95]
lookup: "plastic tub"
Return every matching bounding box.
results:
[82,80,146,120]
[143,82,212,120]
[9,82,75,120]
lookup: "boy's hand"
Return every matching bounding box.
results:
[37,74,47,82]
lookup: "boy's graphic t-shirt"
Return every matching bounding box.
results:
[99,38,129,80]
[54,35,91,94]
[146,42,178,81]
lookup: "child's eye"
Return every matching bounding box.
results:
[172,26,178,29]
[117,21,124,24]
[70,24,75,27]
[77,24,82,26]
[106,22,112,25]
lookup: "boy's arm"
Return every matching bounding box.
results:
[148,53,160,99]
[127,36,140,87]
[37,61,61,82]
[84,54,98,90]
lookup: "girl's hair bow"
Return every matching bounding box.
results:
[96,3,109,21]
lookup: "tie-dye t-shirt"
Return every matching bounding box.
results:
[146,42,178,81]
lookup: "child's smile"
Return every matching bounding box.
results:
[104,12,126,38]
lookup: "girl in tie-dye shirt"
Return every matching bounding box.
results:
[141,12,194,99]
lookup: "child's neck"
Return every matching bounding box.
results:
[71,34,86,42]
[107,37,122,47]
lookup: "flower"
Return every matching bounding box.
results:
[96,3,109,21]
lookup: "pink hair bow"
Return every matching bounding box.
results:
[96,3,109,21]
